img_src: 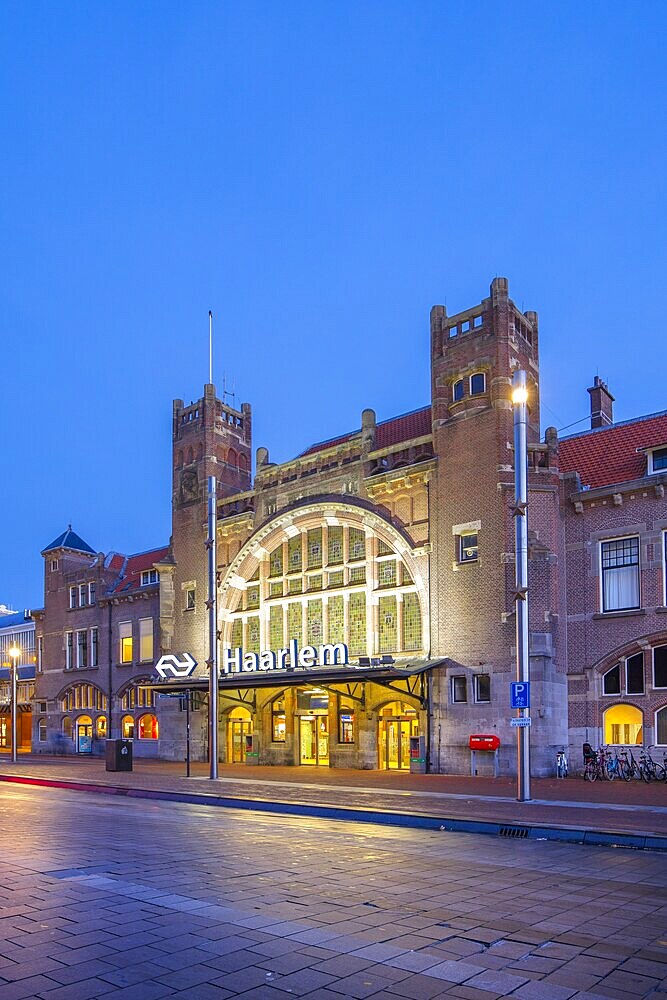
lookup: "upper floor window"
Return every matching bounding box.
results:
[88,582,96,605]
[76,630,88,669]
[50,559,59,572]
[453,379,464,402]
[470,372,486,395]
[184,586,196,611]
[79,584,87,607]
[139,618,153,662]
[648,447,667,474]
[65,631,74,670]
[451,676,467,703]
[625,653,645,695]
[69,587,78,609]
[474,674,491,703]
[459,533,478,563]
[141,569,159,586]
[119,622,132,664]
[654,646,667,689]
[602,663,620,695]
[90,628,99,668]
[601,537,640,612]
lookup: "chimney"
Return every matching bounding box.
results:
[587,376,614,429]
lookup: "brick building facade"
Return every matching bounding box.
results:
[33,277,667,774]
[33,528,168,755]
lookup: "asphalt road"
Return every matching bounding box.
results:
[0,784,666,999]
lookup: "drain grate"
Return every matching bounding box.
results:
[499,826,529,839]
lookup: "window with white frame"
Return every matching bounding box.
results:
[625,652,644,695]
[602,663,621,695]
[50,559,59,572]
[474,674,490,703]
[76,630,88,669]
[79,583,87,607]
[119,622,132,664]
[654,646,667,689]
[184,586,196,611]
[601,537,640,612]
[37,635,43,672]
[141,569,159,586]
[88,582,96,605]
[69,587,77,609]
[65,631,74,669]
[139,618,153,662]
[451,676,467,703]
[656,706,667,746]
[90,628,99,668]
[453,379,464,402]
[648,447,667,474]
[470,372,486,395]
[38,719,47,742]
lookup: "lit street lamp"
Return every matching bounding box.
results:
[512,371,531,802]
[8,645,21,764]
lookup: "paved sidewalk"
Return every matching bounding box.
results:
[1,756,666,846]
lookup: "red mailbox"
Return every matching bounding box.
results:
[469,734,500,752]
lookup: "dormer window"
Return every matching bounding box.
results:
[648,447,667,474]
[470,372,486,395]
[141,569,159,586]
[453,379,464,402]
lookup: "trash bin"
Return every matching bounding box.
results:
[105,738,133,772]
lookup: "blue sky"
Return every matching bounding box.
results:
[1,1,665,607]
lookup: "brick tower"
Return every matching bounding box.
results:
[162,384,252,669]
[429,277,567,774]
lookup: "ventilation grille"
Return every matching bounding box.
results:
[499,826,529,839]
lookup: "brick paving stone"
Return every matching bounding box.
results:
[212,966,283,992]
[423,959,486,983]
[593,969,661,994]
[255,951,319,974]
[383,973,455,998]
[261,967,337,994]
[464,969,530,993]
[511,981,578,999]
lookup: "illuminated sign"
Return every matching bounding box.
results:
[222,640,348,675]
[155,652,197,679]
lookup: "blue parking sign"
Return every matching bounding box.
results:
[510,682,530,709]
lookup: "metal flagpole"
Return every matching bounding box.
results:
[512,370,531,801]
[209,311,213,384]
[207,475,219,779]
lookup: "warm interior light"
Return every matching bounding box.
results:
[8,645,20,660]
[512,387,528,405]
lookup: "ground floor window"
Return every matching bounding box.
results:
[338,697,355,743]
[138,713,159,739]
[63,716,73,738]
[121,714,135,738]
[96,716,107,738]
[272,696,286,742]
[38,719,47,742]
[603,704,643,745]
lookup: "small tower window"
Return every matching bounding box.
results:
[470,373,486,395]
[453,380,464,402]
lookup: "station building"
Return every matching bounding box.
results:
[33,277,667,774]
[0,610,36,752]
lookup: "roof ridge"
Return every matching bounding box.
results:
[301,402,431,456]
[560,408,667,443]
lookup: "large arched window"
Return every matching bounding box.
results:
[61,684,107,713]
[603,704,643,745]
[62,716,72,739]
[121,714,135,738]
[221,507,425,661]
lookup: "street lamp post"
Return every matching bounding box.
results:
[8,645,21,764]
[512,371,531,802]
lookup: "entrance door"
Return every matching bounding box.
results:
[299,716,329,765]
[378,703,419,770]
[76,720,93,755]
[230,719,252,763]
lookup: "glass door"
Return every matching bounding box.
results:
[300,716,329,765]
[379,710,419,770]
[230,720,252,763]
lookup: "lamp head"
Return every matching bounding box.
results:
[512,386,528,405]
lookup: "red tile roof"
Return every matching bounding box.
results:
[559,411,667,489]
[301,406,431,457]
[108,547,170,594]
